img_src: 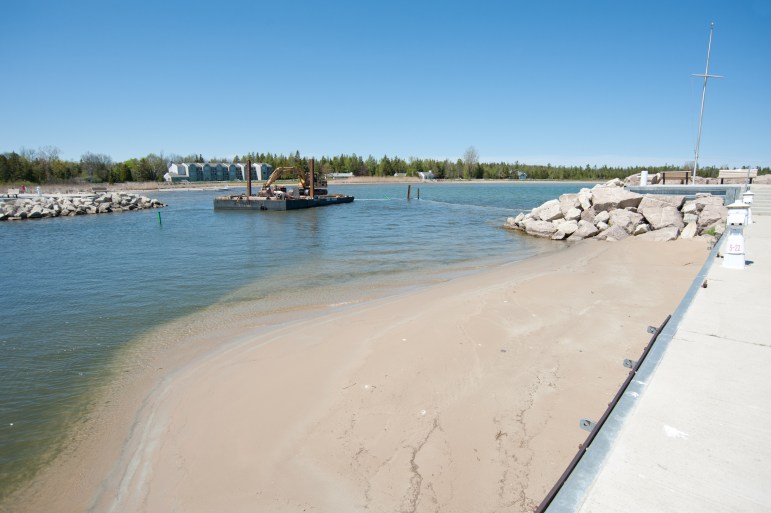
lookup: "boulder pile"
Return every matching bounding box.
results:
[505,178,727,242]
[0,192,165,221]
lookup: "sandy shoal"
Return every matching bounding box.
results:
[26,236,708,513]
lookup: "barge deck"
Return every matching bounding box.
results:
[213,194,354,211]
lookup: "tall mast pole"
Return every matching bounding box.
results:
[691,22,723,183]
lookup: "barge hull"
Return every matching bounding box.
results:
[214,195,353,211]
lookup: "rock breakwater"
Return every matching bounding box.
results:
[0,192,165,221]
[505,178,727,242]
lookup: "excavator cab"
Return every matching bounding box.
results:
[260,160,327,198]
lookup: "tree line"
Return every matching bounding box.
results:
[1,146,768,184]
[0,148,171,184]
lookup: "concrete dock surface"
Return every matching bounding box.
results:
[552,185,771,513]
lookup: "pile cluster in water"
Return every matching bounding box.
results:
[0,193,165,221]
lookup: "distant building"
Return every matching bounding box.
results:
[328,172,354,179]
[516,171,528,180]
[418,170,435,181]
[393,172,407,177]
[165,162,273,183]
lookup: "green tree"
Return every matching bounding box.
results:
[134,158,154,181]
[36,146,60,182]
[153,154,168,180]
[364,155,377,176]
[463,146,479,179]
[378,155,393,176]
[113,163,133,182]
[80,152,112,182]
[0,154,9,182]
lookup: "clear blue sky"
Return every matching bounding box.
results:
[2,0,769,168]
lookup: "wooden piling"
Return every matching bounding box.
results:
[310,158,315,198]
[246,158,252,197]
[407,185,411,200]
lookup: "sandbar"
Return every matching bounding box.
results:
[12,236,709,513]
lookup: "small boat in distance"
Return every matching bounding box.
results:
[213,158,354,211]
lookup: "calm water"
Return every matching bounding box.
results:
[0,182,591,496]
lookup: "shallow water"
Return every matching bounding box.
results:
[0,181,592,496]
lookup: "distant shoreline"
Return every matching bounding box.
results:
[16,177,601,196]
[11,170,768,197]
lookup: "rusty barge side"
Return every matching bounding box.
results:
[213,194,354,211]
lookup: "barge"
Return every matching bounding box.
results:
[214,193,353,211]
[213,158,354,211]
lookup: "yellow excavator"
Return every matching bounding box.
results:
[260,163,328,198]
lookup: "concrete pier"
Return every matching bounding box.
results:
[545,184,771,513]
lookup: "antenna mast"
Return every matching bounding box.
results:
[691,22,723,183]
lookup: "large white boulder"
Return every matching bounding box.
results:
[558,194,580,217]
[680,222,698,239]
[595,210,610,224]
[28,205,43,219]
[506,213,525,228]
[524,219,559,238]
[638,197,684,230]
[565,207,582,221]
[694,195,724,211]
[596,224,631,241]
[578,189,593,210]
[591,187,643,212]
[682,200,698,215]
[652,195,686,210]
[697,204,727,231]
[683,213,699,224]
[581,207,597,223]
[596,178,624,188]
[608,209,644,234]
[567,220,600,241]
[637,226,680,241]
[552,219,579,239]
[533,199,563,222]
[633,223,650,235]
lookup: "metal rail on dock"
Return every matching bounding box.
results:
[534,315,672,513]
[535,229,724,512]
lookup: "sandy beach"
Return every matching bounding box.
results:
[9,236,709,513]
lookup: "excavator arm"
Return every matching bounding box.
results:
[264,166,302,188]
[260,162,328,197]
